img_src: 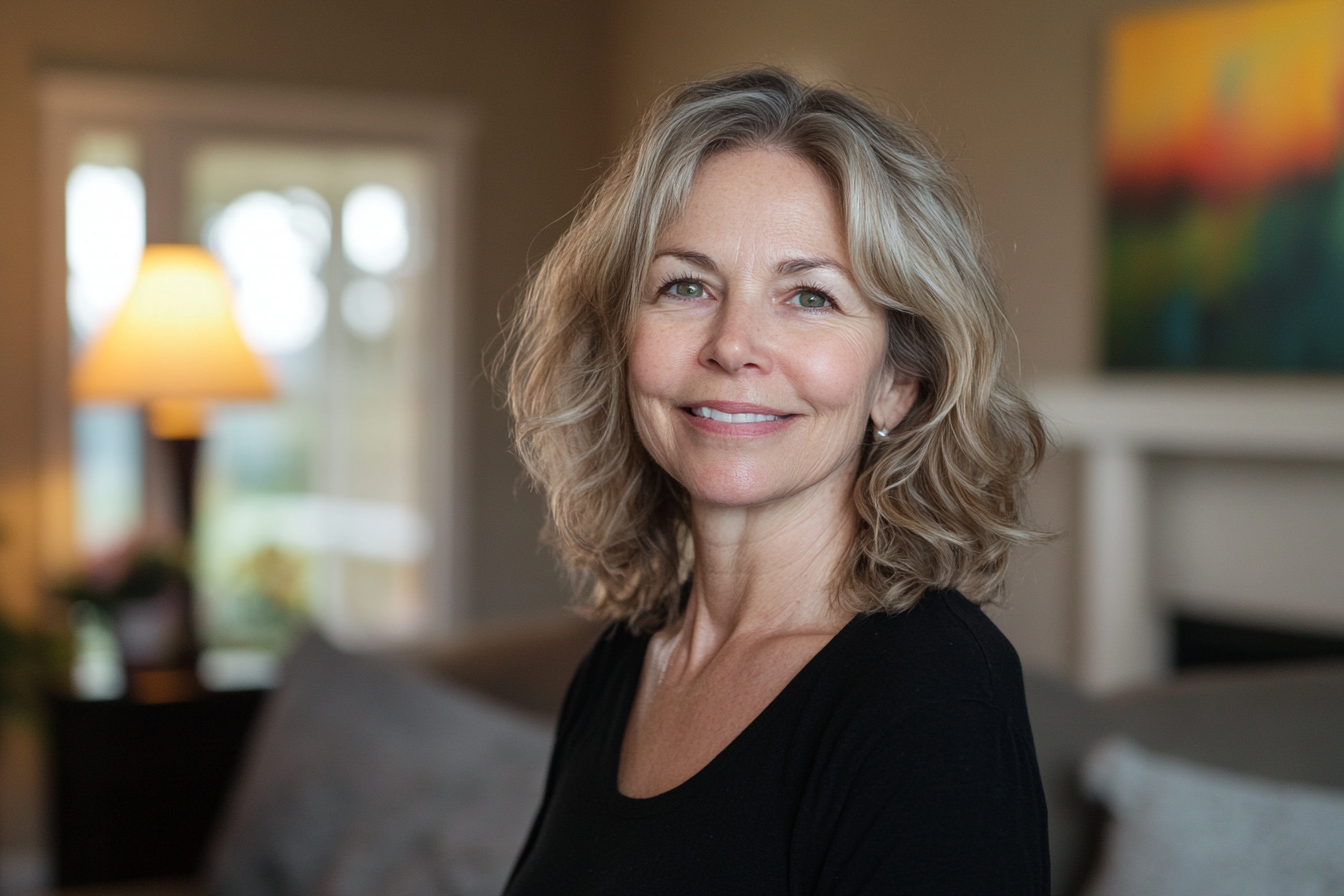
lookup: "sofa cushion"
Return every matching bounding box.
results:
[1025,661,1344,895]
[206,632,552,896]
[1081,737,1344,896]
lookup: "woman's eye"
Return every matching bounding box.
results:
[665,280,705,298]
[792,290,830,309]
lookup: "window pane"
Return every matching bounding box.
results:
[73,407,143,556]
[187,142,435,653]
[67,132,145,556]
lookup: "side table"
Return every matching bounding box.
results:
[46,689,266,887]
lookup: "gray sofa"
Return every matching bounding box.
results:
[1026,658,1344,894]
[51,614,1344,896]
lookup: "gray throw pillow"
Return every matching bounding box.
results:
[207,632,552,896]
[1082,736,1344,896]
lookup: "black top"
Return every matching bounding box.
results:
[505,589,1050,896]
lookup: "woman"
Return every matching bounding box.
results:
[502,69,1050,895]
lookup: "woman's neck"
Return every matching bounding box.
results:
[677,472,858,662]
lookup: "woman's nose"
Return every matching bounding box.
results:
[700,294,771,374]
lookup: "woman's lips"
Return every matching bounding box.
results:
[680,402,794,434]
[689,406,783,423]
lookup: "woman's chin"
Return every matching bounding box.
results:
[679,466,815,511]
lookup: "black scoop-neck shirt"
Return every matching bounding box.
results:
[504,589,1050,895]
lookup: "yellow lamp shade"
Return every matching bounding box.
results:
[71,245,274,428]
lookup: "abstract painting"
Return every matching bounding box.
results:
[1104,0,1344,370]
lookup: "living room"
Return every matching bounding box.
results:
[2,0,1343,894]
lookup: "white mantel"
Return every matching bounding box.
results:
[1029,377,1344,694]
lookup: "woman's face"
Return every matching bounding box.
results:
[629,148,917,511]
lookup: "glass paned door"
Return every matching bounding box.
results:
[46,75,467,697]
[186,142,436,653]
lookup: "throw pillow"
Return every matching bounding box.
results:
[1082,736,1344,896]
[206,631,553,896]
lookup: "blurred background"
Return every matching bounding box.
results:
[1,0,1343,892]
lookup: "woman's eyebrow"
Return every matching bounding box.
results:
[653,251,850,279]
[776,256,849,277]
[652,249,717,272]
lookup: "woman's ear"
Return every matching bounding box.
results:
[870,371,920,435]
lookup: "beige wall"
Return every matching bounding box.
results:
[0,0,614,628]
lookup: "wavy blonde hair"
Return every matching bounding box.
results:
[504,68,1046,632]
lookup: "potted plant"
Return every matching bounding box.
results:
[53,541,200,703]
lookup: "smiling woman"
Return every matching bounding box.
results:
[628,148,914,519]
[502,69,1050,894]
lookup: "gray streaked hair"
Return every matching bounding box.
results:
[503,68,1047,631]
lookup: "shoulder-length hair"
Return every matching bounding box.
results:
[504,68,1046,632]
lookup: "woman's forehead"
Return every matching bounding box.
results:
[652,148,848,265]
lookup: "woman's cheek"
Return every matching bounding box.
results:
[630,317,688,393]
[627,330,681,465]
[785,337,879,412]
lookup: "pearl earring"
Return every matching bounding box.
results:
[875,427,889,439]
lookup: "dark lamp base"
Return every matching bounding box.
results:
[126,667,204,704]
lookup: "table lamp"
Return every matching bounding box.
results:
[69,244,275,701]
[71,243,274,530]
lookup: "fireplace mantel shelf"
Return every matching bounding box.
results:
[1025,377,1344,694]
[1031,377,1344,459]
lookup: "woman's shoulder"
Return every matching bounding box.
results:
[548,619,648,732]
[797,591,1050,895]
[826,588,1027,715]
[570,619,648,690]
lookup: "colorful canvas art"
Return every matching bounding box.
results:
[1104,0,1344,370]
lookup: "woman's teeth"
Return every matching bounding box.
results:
[690,407,782,423]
